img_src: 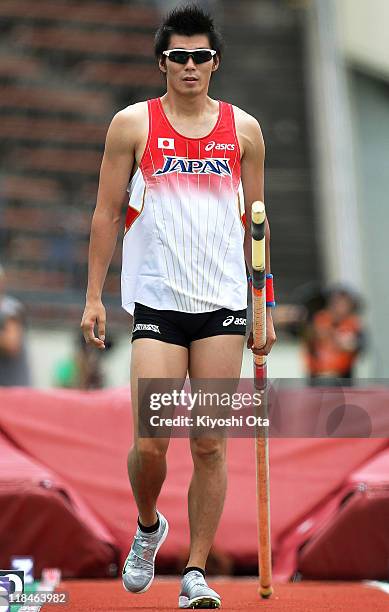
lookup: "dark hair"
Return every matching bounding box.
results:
[326,285,363,314]
[154,4,223,60]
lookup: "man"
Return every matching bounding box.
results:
[304,286,364,384]
[81,5,276,609]
[0,264,31,386]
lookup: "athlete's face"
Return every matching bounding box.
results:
[329,293,354,320]
[159,34,219,95]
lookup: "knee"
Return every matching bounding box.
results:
[132,439,168,464]
[190,437,226,464]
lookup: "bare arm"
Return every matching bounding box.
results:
[237,112,269,273]
[0,317,23,357]
[81,110,136,348]
[237,109,276,355]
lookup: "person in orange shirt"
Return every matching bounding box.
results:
[304,286,364,383]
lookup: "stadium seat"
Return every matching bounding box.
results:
[0,116,106,145]
[3,176,61,202]
[78,61,162,87]
[0,85,111,116]
[14,26,154,58]
[10,147,101,175]
[0,55,43,80]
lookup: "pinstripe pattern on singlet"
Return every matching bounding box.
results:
[121,98,247,315]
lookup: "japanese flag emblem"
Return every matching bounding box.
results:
[158,137,175,150]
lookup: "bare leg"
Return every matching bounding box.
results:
[186,335,244,569]
[186,436,227,569]
[128,338,188,526]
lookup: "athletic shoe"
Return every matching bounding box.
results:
[122,511,169,594]
[178,570,221,609]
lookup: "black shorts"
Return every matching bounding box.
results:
[131,302,247,348]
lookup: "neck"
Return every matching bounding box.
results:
[161,88,211,118]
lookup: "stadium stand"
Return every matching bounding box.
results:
[0,0,319,324]
[0,0,162,326]
[0,1,157,28]
[218,0,321,301]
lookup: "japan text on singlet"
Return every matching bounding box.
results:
[121,98,247,314]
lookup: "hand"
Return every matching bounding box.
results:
[81,299,106,350]
[247,309,277,356]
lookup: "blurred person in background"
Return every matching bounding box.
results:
[54,333,113,390]
[303,286,364,384]
[273,284,364,383]
[0,263,31,386]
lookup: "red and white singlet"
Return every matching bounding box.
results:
[121,97,247,314]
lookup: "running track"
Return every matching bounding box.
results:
[49,578,389,611]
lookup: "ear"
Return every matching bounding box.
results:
[211,56,220,72]
[159,56,167,73]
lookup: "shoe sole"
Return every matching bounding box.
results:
[178,595,221,609]
[122,517,169,594]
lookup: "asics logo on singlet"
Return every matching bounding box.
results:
[205,141,235,151]
[222,315,246,327]
[154,155,232,177]
[133,323,161,333]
